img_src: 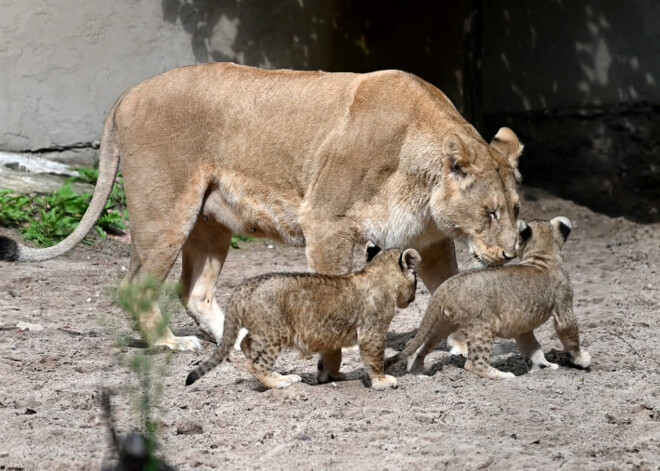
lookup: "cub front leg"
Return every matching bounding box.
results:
[553,306,591,369]
[358,329,397,390]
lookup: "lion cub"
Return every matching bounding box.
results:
[386,217,591,380]
[186,246,420,390]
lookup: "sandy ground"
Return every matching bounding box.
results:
[1,187,659,471]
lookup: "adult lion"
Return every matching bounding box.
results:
[0,63,523,350]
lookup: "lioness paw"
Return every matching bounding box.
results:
[154,335,202,351]
[372,374,398,390]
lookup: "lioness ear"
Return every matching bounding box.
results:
[491,127,524,167]
[365,241,381,263]
[551,216,572,243]
[443,134,470,177]
[518,219,532,243]
[399,249,422,274]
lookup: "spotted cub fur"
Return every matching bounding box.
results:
[386,217,591,380]
[186,246,420,390]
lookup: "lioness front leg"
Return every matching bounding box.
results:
[180,218,233,343]
[515,331,558,372]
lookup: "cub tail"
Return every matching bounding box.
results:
[384,308,441,371]
[185,313,241,386]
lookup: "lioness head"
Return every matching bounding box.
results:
[430,127,523,267]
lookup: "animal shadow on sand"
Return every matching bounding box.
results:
[386,332,589,378]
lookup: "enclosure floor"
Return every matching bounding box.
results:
[1,187,659,471]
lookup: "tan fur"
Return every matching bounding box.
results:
[0,63,523,350]
[386,217,591,380]
[186,247,420,390]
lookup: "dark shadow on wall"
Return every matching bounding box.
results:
[161,0,468,106]
[483,1,660,222]
[162,0,660,223]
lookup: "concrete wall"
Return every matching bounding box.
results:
[0,0,199,160]
[1,1,658,219]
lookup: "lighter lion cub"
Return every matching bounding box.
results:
[386,217,591,380]
[186,246,421,390]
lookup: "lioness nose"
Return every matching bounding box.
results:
[502,251,515,261]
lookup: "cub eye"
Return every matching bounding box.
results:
[487,208,498,221]
[514,203,520,218]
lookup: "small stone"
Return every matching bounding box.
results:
[16,322,43,332]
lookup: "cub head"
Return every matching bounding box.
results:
[430,127,523,267]
[515,216,572,260]
[365,243,421,308]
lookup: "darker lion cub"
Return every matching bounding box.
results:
[386,217,591,380]
[186,246,421,390]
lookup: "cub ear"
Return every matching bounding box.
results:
[399,249,422,274]
[443,134,470,177]
[365,241,382,263]
[551,216,572,243]
[518,219,532,243]
[490,127,524,167]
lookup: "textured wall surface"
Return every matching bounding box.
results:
[0,0,199,155]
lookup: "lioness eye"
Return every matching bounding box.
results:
[514,203,520,218]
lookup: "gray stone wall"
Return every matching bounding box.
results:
[1,1,658,220]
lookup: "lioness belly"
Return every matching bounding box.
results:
[202,177,305,246]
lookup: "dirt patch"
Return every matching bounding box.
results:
[1,188,659,470]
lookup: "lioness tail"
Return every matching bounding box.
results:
[0,101,123,262]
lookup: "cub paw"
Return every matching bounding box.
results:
[371,374,398,390]
[571,350,592,368]
[317,371,347,384]
[272,374,303,389]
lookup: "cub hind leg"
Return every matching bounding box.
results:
[180,217,233,343]
[317,349,346,383]
[405,319,456,375]
[245,336,302,389]
[464,330,515,380]
[416,240,466,356]
[515,331,558,372]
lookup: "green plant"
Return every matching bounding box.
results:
[0,168,127,246]
[231,234,255,249]
[0,190,31,226]
[112,276,176,468]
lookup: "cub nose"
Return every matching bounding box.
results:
[502,251,515,261]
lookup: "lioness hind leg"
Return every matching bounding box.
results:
[515,331,558,372]
[180,217,232,344]
[317,349,346,383]
[464,333,515,380]
[125,211,202,351]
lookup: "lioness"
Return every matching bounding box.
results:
[186,245,420,390]
[0,63,523,351]
[385,217,592,379]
